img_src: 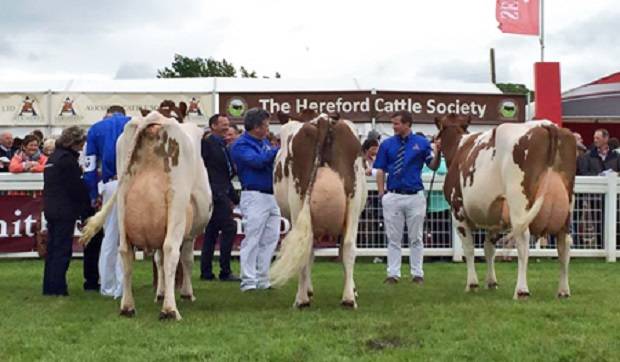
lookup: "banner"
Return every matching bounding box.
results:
[0,93,49,126]
[496,0,540,35]
[219,91,526,124]
[50,93,214,126]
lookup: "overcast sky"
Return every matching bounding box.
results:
[0,0,617,91]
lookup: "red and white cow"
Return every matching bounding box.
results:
[435,114,576,299]
[270,111,368,308]
[81,104,212,320]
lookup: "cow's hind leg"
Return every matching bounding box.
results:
[154,250,165,302]
[458,223,479,292]
[179,237,196,301]
[484,232,499,289]
[557,232,571,298]
[119,241,135,317]
[513,230,531,300]
[294,251,312,308]
[341,237,357,308]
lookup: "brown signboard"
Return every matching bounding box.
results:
[219,91,526,125]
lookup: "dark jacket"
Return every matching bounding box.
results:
[201,134,238,204]
[0,145,13,172]
[43,146,90,220]
[577,147,620,176]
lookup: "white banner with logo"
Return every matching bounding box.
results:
[0,93,50,126]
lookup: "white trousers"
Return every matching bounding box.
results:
[98,180,123,298]
[239,191,281,291]
[382,192,426,278]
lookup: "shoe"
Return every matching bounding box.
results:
[384,276,399,284]
[241,287,257,293]
[219,273,241,282]
[412,276,424,285]
[200,274,216,281]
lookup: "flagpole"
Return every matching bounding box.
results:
[539,0,545,61]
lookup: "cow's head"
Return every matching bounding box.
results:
[158,100,187,123]
[435,113,471,166]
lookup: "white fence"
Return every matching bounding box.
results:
[1,173,618,261]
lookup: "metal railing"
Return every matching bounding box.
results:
[1,173,618,261]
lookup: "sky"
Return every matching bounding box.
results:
[0,0,618,91]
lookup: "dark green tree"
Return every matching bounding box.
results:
[496,83,535,101]
[157,54,237,78]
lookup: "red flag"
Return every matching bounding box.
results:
[496,0,540,36]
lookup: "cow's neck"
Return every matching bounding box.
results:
[442,131,464,168]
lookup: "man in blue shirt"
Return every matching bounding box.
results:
[83,105,131,298]
[230,108,280,292]
[374,110,440,284]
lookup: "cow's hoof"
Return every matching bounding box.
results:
[341,300,357,309]
[487,282,499,290]
[466,283,479,292]
[557,291,571,299]
[515,291,530,300]
[155,295,164,303]
[119,308,135,318]
[180,294,195,301]
[295,301,311,309]
[159,311,179,321]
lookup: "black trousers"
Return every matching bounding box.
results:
[200,196,237,278]
[43,218,76,296]
[83,230,103,290]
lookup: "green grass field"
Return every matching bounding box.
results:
[1,258,619,361]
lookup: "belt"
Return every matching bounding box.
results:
[242,187,273,195]
[388,189,419,195]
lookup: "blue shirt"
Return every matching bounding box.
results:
[84,113,131,201]
[230,132,279,193]
[374,132,433,192]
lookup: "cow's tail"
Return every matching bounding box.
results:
[506,124,559,240]
[270,117,332,287]
[269,196,314,287]
[79,189,117,245]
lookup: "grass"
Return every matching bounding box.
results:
[1,257,619,361]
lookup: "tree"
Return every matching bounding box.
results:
[157,54,236,78]
[157,54,280,79]
[496,83,535,101]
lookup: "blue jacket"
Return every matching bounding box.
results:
[230,132,278,193]
[374,132,433,192]
[84,113,131,201]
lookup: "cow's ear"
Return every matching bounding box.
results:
[434,117,443,130]
[276,111,290,124]
[460,115,472,132]
[139,108,150,117]
[178,102,188,121]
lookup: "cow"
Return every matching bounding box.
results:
[270,110,368,308]
[80,102,212,320]
[435,114,576,300]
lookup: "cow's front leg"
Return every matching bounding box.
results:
[458,223,479,292]
[556,232,571,298]
[484,232,499,289]
[179,237,196,301]
[514,230,531,300]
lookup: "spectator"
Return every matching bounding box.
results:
[225,124,240,146]
[374,111,440,284]
[0,131,14,172]
[573,132,587,158]
[362,138,379,176]
[610,137,620,152]
[84,105,131,299]
[577,128,620,175]
[9,134,47,173]
[230,108,280,292]
[42,126,89,296]
[32,129,44,148]
[11,137,23,153]
[200,114,241,282]
[42,138,56,157]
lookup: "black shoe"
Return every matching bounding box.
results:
[200,274,216,281]
[84,283,101,291]
[219,273,241,282]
